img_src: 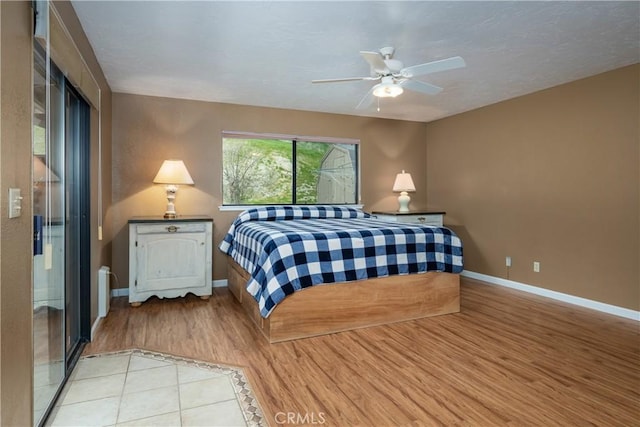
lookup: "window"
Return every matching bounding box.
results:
[222,132,359,205]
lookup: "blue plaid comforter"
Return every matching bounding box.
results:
[219,206,463,318]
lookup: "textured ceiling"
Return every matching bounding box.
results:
[71,1,639,123]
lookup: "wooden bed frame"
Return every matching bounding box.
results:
[226,256,460,343]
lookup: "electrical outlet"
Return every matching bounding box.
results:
[506,256,512,267]
[533,261,540,272]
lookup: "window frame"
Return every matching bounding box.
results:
[220,131,361,209]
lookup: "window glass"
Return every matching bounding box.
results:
[296,141,357,204]
[222,135,358,205]
[222,138,293,204]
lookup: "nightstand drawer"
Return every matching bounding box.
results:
[399,215,443,226]
[134,222,207,234]
[372,211,445,227]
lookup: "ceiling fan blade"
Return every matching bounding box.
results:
[355,86,376,110]
[400,56,466,78]
[360,51,387,73]
[312,76,378,84]
[401,79,443,95]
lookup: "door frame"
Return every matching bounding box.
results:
[62,80,91,371]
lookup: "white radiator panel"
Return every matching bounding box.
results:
[98,266,111,318]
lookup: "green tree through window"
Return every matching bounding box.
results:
[222,134,358,205]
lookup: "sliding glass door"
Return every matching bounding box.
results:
[33,44,64,426]
[33,43,90,427]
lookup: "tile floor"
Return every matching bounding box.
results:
[46,349,265,427]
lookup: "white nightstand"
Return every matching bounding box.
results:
[372,211,445,227]
[128,216,213,306]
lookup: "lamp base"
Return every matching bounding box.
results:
[397,191,411,213]
[163,185,178,219]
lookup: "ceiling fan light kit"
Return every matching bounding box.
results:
[372,76,403,98]
[312,46,466,109]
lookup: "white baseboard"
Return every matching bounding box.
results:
[213,279,228,288]
[462,270,639,322]
[111,287,129,297]
[111,280,228,298]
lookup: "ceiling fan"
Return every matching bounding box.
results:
[312,47,466,109]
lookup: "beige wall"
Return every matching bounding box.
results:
[426,64,639,310]
[111,93,428,284]
[0,2,35,423]
[0,0,112,424]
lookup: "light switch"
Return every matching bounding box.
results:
[8,188,22,218]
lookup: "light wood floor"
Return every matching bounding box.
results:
[85,279,640,426]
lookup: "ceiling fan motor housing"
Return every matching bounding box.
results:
[384,59,404,74]
[379,47,403,74]
[379,46,395,58]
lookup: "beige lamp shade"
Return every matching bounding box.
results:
[153,160,194,185]
[392,170,416,192]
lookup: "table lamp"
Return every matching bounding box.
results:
[392,170,416,213]
[153,160,194,218]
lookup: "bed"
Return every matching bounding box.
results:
[219,206,463,342]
